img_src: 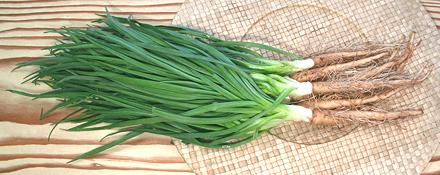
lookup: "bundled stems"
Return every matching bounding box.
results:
[9,13,429,162]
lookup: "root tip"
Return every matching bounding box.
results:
[417,108,424,115]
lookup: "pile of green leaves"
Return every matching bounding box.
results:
[10,14,302,162]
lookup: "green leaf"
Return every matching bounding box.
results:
[68,131,143,163]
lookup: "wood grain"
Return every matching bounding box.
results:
[0,1,191,174]
[0,0,438,174]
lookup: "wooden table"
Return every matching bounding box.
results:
[0,0,438,174]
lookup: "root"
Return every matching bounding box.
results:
[355,32,416,80]
[296,32,427,126]
[300,88,402,109]
[306,32,416,82]
[311,108,423,125]
[352,46,401,80]
[352,61,396,80]
[311,47,391,68]
[312,64,430,94]
[312,78,421,94]
[312,80,406,94]
[397,31,417,71]
[293,52,388,82]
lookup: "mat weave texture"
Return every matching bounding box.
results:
[172,0,440,174]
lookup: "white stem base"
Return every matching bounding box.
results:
[286,105,313,122]
[288,81,313,97]
[291,58,315,71]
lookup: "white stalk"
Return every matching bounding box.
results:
[286,80,313,97]
[285,105,313,122]
[290,58,314,71]
[259,105,313,131]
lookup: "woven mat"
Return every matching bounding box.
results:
[171,0,440,174]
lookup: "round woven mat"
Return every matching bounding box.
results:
[172,0,440,174]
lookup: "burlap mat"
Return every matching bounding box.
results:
[171,0,440,174]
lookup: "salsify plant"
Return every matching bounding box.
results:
[10,13,430,162]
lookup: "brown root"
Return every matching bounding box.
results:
[312,80,408,94]
[310,108,423,125]
[311,47,391,68]
[312,64,430,94]
[352,61,396,80]
[397,31,417,71]
[350,32,416,81]
[293,52,388,82]
[305,32,416,82]
[352,46,401,80]
[300,88,402,109]
[295,32,427,126]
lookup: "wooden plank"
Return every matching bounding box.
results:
[0,28,58,37]
[0,49,46,60]
[0,158,191,174]
[0,57,72,124]
[426,12,440,19]
[0,6,181,14]
[0,144,183,162]
[0,0,185,8]
[0,38,55,46]
[4,167,193,175]
[0,21,170,34]
[423,3,440,8]
[422,145,440,175]
[421,0,440,5]
[0,122,172,146]
[0,13,176,21]
[0,1,192,174]
[425,6,440,12]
